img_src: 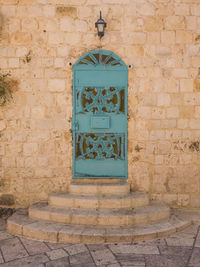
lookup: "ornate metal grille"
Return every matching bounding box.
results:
[78,52,122,66]
[76,133,125,160]
[77,87,124,114]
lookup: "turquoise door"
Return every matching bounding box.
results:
[72,50,128,179]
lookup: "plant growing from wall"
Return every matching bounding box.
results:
[0,73,13,106]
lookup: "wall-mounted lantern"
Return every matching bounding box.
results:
[95,11,107,39]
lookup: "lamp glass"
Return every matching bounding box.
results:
[97,24,104,33]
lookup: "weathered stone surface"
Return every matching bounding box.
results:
[7,211,191,244]
[20,237,50,255]
[0,0,200,210]
[0,237,28,262]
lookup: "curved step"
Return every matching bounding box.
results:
[49,192,149,210]
[69,182,130,195]
[29,201,170,227]
[7,211,191,243]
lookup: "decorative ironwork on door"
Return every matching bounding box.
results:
[72,50,128,179]
[77,87,125,114]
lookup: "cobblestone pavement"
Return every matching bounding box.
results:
[0,219,200,267]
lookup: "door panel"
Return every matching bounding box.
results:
[72,50,128,179]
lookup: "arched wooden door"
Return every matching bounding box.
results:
[72,50,128,179]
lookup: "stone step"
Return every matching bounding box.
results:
[7,210,191,243]
[49,192,149,210]
[68,182,130,195]
[29,201,170,227]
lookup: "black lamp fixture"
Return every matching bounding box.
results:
[95,11,107,38]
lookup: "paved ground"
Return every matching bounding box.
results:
[0,219,199,267]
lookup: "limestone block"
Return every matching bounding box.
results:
[56,6,77,18]
[194,78,200,92]
[11,32,32,45]
[147,32,160,44]
[37,120,54,130]
[60,18,75,31]
[166,107,179,118]
[174,4,190,15]
[190,4,200,16]
[180,79,193,92]
[157,94,170,106]
[42,57,53,67]
[3,157,16,168]
[151,108,165,119]
[54,58,65,68]
[129,32,146,44]
[190,194,200,208]
[8,58,19,68]
[64,32,82,45]
[0,47,15,57]
[75,19,88,33]
[0,58,8,69]
[194,107,200,118]
[78,7,93,19]
[137,3,155,16]
[144,16,164,31]
[54,120,68,130]
[149,130,165,140]
[124,17,144,33]
[165,16,185,30]
[8,18,20,32]
[16,157,24,168]
[16,47,28,57]
[24,157,36,168]
[48,79,65,92]
[130,163,150,192]
[186,16,197,30]
[152,167,168,193]
[178,119,188,129]
[155,155,164,164]
[180,154,192,164]
[21,18,38,31]
[147,120,161,130]
[156,141,171,154]
[57,46,69,56]
[161,120,176,129]
[0,121,6,131]
[43,5,55,17]
[162,194,177,205]
[187,45,200,56]
[1,5,16,17]
[28,6,43,17]
[137,107,151,119]
[156,46,171,56]
[176,31,193,44]
[48,32,64,45]
[190,119,200,129]
[23,143,38,155]
[184,93,196,105]
[173,68,188,78]
[177,194,190,207]
[142,93,157,106]
[161,31,175,44]
[38,17,59,31]
[155,3,174,16]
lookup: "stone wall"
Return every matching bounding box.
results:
[0,0,200,208]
